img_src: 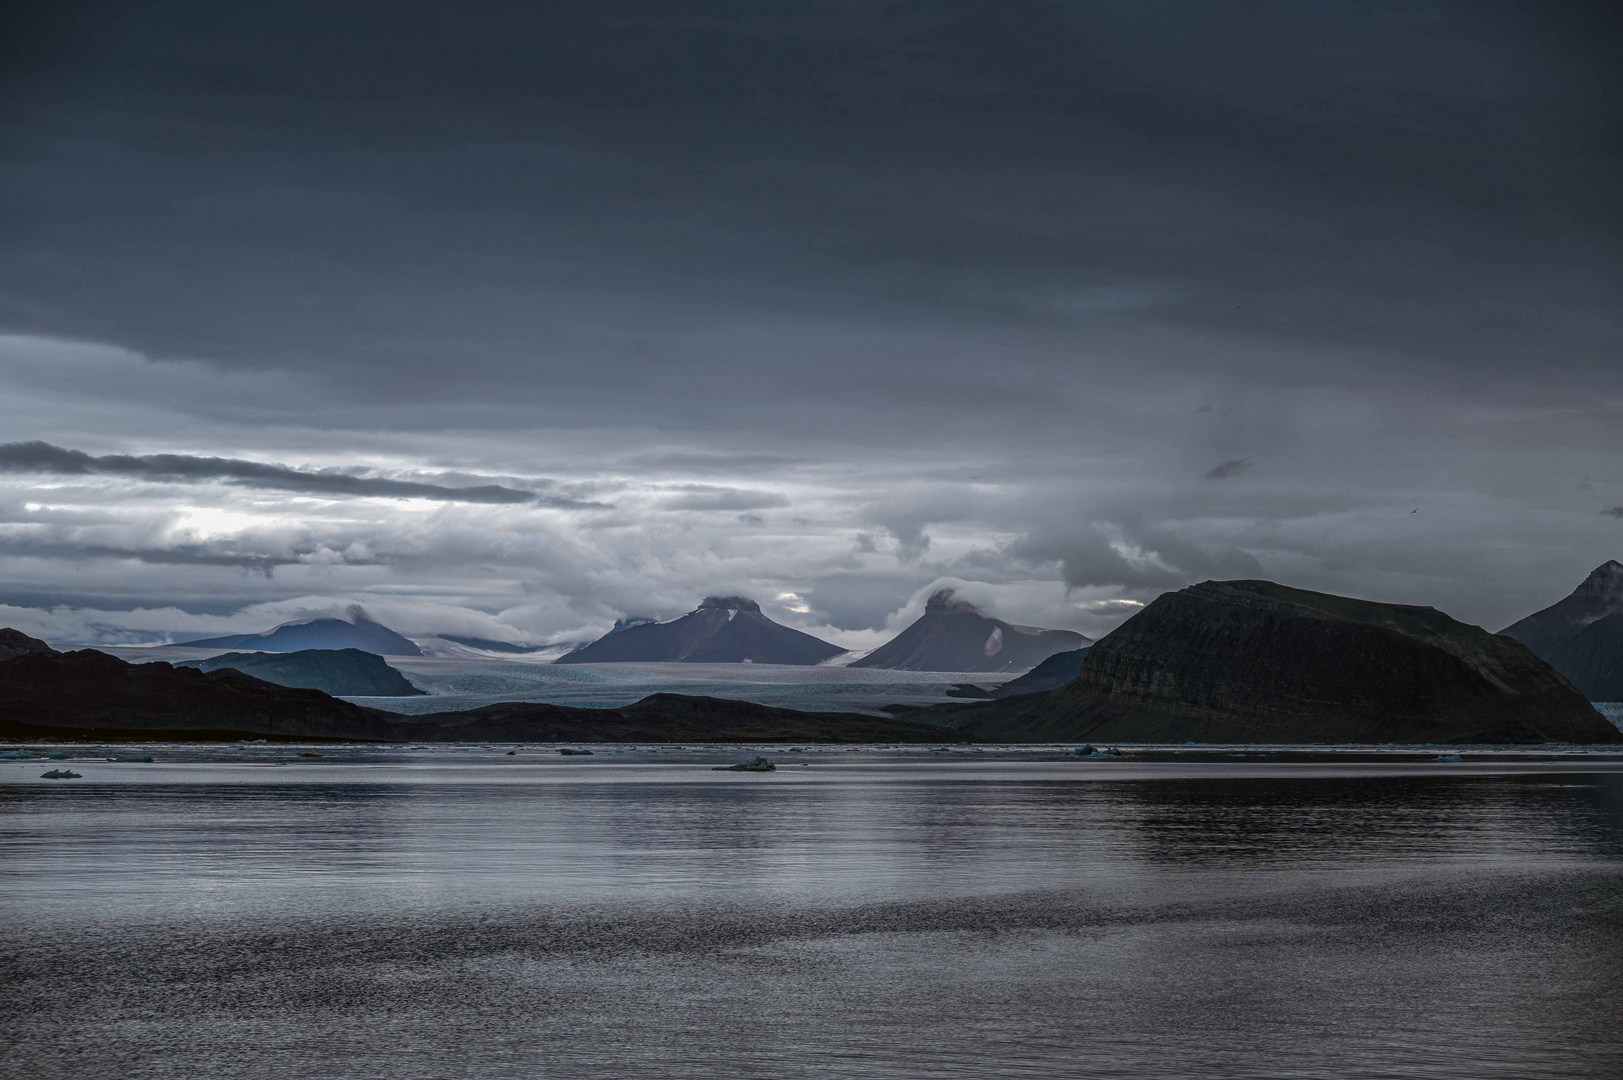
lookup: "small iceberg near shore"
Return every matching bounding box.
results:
[714,756,775,772]
[558,748,593,755]
[1073,745,1120,758]
[40,769,81,779]
[109,754,154,763]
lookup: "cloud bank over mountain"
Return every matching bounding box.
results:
[1,3,1619,646]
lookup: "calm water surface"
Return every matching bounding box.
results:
[3,748,1621,1079]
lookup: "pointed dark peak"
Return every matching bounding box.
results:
[925,589,981,616]
[1574,561,1623,598]
[698,595,760,613]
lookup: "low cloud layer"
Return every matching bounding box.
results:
[0,441,598,507]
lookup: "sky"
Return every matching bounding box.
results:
[1,0,1620,648]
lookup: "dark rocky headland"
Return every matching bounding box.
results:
[915,580,1618,745]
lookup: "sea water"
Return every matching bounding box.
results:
[3,748,1620,1079]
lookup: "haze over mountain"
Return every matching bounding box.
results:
[851,589,1087,672]
[556,597,843,666]
[181,608,423,656]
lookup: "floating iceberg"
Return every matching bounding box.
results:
[714,756,775,772]
[558,748,593,755]
[40,769,82,779]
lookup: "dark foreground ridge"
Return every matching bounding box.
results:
[0,631,945,743]
[0,637,399,742]
[175,648,426,697]
[916,580,1620,745]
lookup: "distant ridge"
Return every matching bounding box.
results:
[177,648,425,697]
[851,589,1088,672]
[556,596,842,665]
[182,607,422,656]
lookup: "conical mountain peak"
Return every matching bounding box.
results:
[557,595,836,664]
[1500,559,1623,659]
[855,591,1088,672]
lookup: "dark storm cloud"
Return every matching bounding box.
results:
[0,2,1619,640]
[4,0,1619,405]
[1605,507,1623,518]
[0,442,602,507]
[1204,459,1254,481]
[0,534,301,572]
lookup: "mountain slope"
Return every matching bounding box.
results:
[182,608,423,656]
[176,648,425,697]
[1500,560,1623,658]
[930,579,1617,744]
[555,597,842,665]
[850,590,1088,672]
[991,647,1090,696]
[1541,613,1623,701]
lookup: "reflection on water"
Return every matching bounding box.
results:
[3,758,1621,1079]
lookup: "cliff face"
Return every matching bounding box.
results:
[951,580,1618,744]
[177,648,425,697]
[556,596,843,665]
[0,647,398,741]
[1500,561,1623,659]
[850,590,1089,672]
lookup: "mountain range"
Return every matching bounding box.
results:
[3,572,1617,744]
[131,561,1623,694]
